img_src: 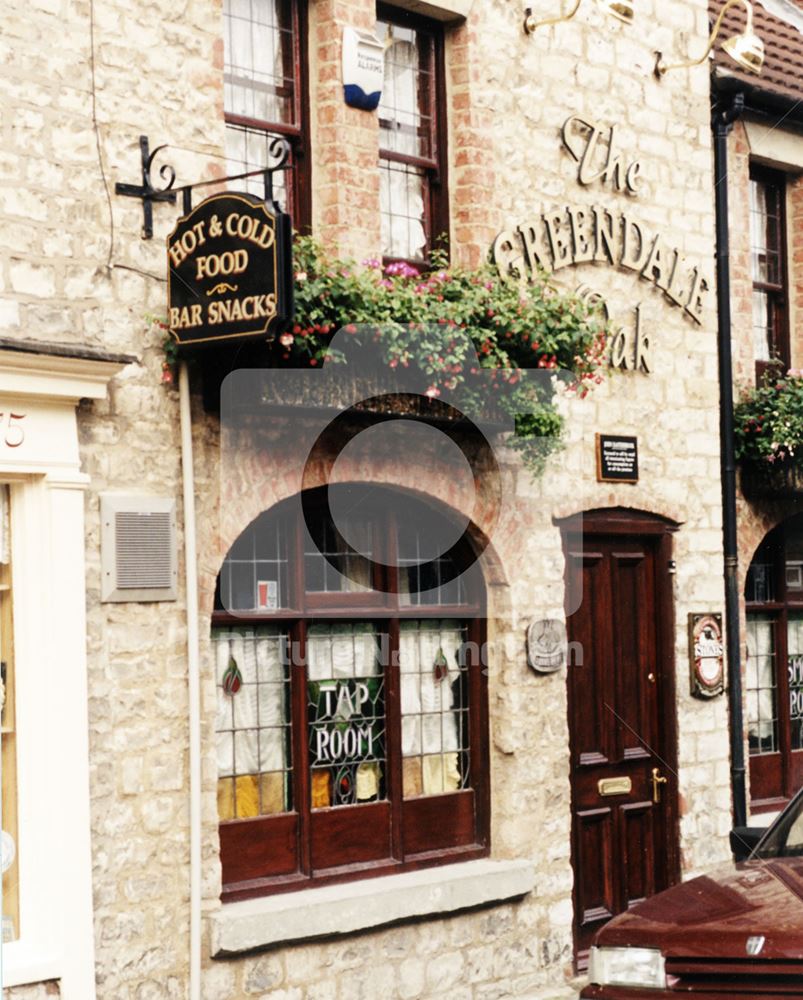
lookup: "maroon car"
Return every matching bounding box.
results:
[580,788,803,997]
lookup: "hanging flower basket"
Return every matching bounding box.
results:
[156,236,609,473]
[735,369,803,499]
[740,458,803,500]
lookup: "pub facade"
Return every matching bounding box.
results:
[708,0,803,823]
[0,0,761,997]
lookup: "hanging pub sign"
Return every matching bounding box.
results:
[689,612,725,699]
[166,191,292,350]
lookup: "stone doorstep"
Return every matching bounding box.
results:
[210,858,535,956]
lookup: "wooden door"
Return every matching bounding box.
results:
[562,512,680,969]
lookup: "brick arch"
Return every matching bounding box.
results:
[211,479,511,618]
[737,501,798,597]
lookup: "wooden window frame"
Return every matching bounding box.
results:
[223,0,312,232]
[213,487,489,902]
[745,516,803,811]
[750,165,789,383]
[377,3,449,267]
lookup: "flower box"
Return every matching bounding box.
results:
[740,459,803,500]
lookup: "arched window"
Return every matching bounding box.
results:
[212,485,489,899]
[745,514,803,809]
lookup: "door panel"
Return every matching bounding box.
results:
[575,806,615,931]
[621,799,655,907]
[565,524,678,967]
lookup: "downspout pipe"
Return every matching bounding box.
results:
[179,359,202,1000]
[712,92,747,832]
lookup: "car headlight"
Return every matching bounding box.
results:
[588,946,666,988]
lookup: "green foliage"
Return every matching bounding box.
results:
[156,237,609,472]
[279,237,608,473]
[734,369,803,467]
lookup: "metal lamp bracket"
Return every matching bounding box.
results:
[114,134,291,239]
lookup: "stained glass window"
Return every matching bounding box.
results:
[214,627,292,819]
[212,486,487,897]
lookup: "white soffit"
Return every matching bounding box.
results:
[0,347,133,402]
[758,0,803,33]
[386,0,472,23]
[745,118,803,173]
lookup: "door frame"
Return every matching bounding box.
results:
[556,507,682,960]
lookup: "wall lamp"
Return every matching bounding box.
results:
[654,0,764,77]
[524,0,634,35]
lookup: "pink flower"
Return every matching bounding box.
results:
[362,258,381,269]
[385,261,420,278]
[425,386,441,398]
[279,332,294,347]
[295,271,307,282]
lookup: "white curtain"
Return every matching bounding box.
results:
[379,30,426,260]
[746,615,776,749]
[400,620,464,795]
[307,623,379,681]
[224,0,285,122]
[215,627,288,777]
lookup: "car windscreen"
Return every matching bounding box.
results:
[756,790,803,858]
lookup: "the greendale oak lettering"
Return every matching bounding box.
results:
[561,115,643,195]
[165,191,291,349]
[492,209,709,323]
[492,114,714,373]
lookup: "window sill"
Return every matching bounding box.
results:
[210,858,535,956]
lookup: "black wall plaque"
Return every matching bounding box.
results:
[596,434,638,483]
[166,192,292,350]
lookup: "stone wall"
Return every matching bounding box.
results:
[4,983,60,999]
[477,0,729,876]
[0,0,731,997]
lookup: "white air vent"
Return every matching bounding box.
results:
[101,495,177,602]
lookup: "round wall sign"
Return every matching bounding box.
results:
[527,619,567,674]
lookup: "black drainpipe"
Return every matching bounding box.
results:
[712,92,747,831]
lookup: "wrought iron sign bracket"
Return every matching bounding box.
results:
[114,136,177,240]
[115,135,291,240]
